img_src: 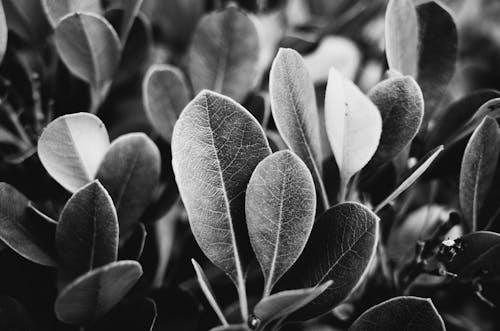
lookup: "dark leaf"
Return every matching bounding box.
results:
[91,297,156,331]
[108,0,143,43]
[2,0,50,45]
[118,223,146,261]
[41,0,101,27]
[0,296,35,331]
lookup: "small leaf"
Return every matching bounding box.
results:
[41,0,101,27]
[54,260,143,325]
[55,12,121,89]
[270,48,328,211]
[192,259,229,327]
[0,0,7,64]
[245,150,316,296]
[460,117,500,232]
[253,281,332,326]
[38,113,110,193]
[118,223,146,261]
[96,133,161,237]
[142,64,190,143]
[325,68,382,196]
[187,6,259,103]
[286,202,379,320]
[56,181,118,285]
[374,145,443,213]
[385,0,419,77]
[368,75,424,164]
[171,90,271,318]
[0,183,57,266]
[349,296,445,331]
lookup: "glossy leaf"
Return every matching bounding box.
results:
[56,181,118,285]
[54,260,143,325]
[245,150,316,295]
[187,6,259,103]
[38,113,110,193]
[143,64,190,143]
[96,133,161,237]
[374,145,443,213]
[325,67,382,195]
[385,0,419,76]
[0,0,7,65]
[460,117,500,231]
[287,202,379,320]
[41,0,101,27]
[368,76,424,164]
[55,12,121,89]
[349,296,445,331]
[269,48,328,211]
[171,90,271,317]
[0,183,57,266]
[253,281,332,326]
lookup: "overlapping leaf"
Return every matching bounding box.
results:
[41,0,101,27]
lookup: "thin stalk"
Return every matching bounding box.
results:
[237,278,249,322]
[337,176,348,203]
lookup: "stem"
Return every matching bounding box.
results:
[338,176,348,203]
[317,173,330,213]
[237,279,249,322]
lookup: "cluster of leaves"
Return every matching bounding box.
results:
[1,0,500,330]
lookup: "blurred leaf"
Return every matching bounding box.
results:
[385,0,419,77]
[210,325,250,331]
[368,75,424,164]
[56,181,118,285]
[374,145,443,213]
[96,133,161,238]
[143,64,190,144]
[38,113,110,193]
[3,0,50,45]
[460,117,500,231]
[108,0,143,43]
[118,223,146,261]
[270,48,328,211]
[246,150,316,295]
[0,183,57,266]
[54,260,143,325]
[171,90,270,318]
[325,68,382,198]
[253,281,332,326]
[349,296,445,331]
[0,0,7,65]
[0,296,35,330]
[286,202,379,320]
[41,0,102,27]
[55,12,121,90]
[187,6,259,103]
[92,297,156,331]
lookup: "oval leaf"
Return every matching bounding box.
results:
[460,117,500,232]
[368,75,424,164]
[0,183,57,266]
[325,68,382,192]
[56,181,118,285]
[96,133,161,237]
[41,0,101,27]
[0,0,7,64]
[54,260,143,325]
[142,64,190,143]
[245,150,316,295]
[55,12,121,89]
[286,202,379,320]
[349,296,445,331]
[171,90,271,306]
[187,6,259,103]
[38,113,110,193]
[269,48,328,211]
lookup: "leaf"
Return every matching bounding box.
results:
[41,0,101,27]
[143,64,190,143]
[245,150,316,295]
[171,90,271,318]
[385,0,419,77]
[0,0,7,65]
[118,223,146,261]
[54,12,122,89]
[210,325,250,331]
[191,259,228,327]
[0,183,57,266]
[2,0,50,45]
[374,145,443,213]
[368,75,424,164]
[459,117,500,232]
[325,67,382,196]
[285,202,379,320]
[96,133,161,237]
[108,0,143,43]
[187,6,260,103]
[269,48,328,211]
[38,113,110,193]
[56,181,119,285]
[349,296,446,331]
[253,281,332,326]
[54,260,143,325]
